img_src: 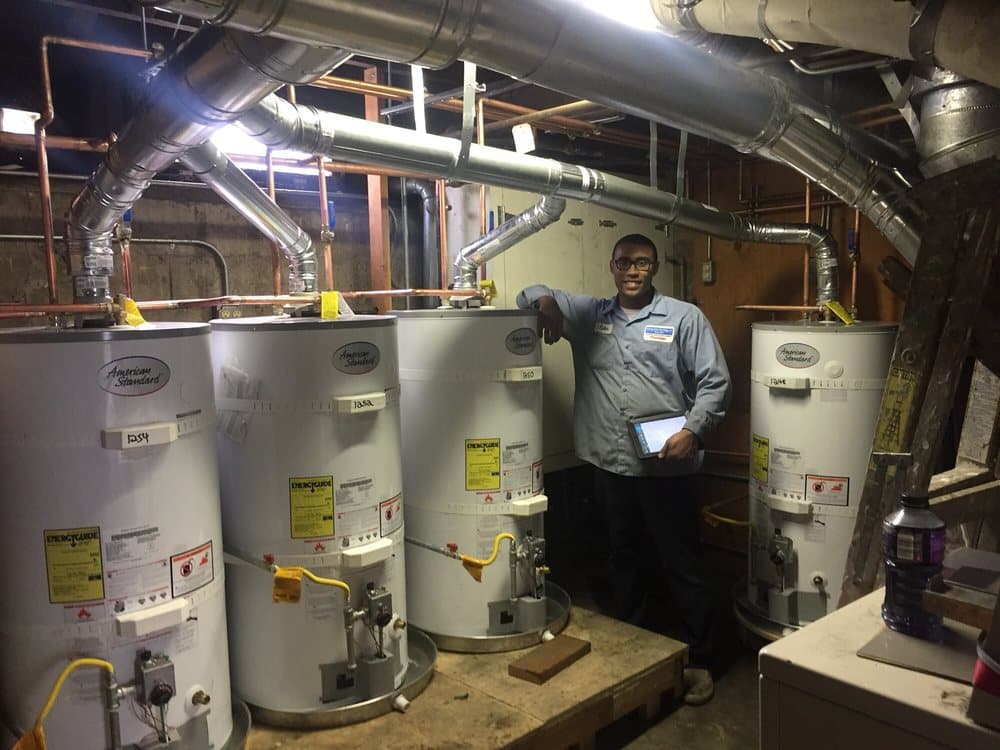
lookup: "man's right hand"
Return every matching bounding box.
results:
[535,296,564,344]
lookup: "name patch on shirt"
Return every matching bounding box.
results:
[643,325,675,342]
[594,321,613,334]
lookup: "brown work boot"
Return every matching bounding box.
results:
[682,667,714,706]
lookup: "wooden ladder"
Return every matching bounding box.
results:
[837,160,1000,729]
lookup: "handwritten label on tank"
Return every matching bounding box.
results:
[332,341,380,374]
[466,438,501,491]
[170,541,214,598]
[289,475,335,539]
[751,434,769,484]
[44,526,105,604]
[505,327,538,355]
[97,356,171,396]
[380,494,403,537]
[775,343,820,369]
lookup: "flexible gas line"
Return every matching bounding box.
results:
[700,509,751,528]
[17,658,115,750]
[271,565,350,602]
[406,532,517,583]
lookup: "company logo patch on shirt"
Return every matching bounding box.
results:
[594,321,613,334]
[643,325,674,342]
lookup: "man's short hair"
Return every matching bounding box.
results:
[612,233,658,262]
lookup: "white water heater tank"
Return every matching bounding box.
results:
[747,321,896,626]
[211,316,407,716]
[0,324,234,749]
[396,309,552,645]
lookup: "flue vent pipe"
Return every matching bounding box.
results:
[181,142,318,293]
[453,196,567,290]
[240,95,840,304]
[141,0,920,263]
[66,27,349,303]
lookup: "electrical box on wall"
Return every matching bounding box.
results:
[701,259,716,284]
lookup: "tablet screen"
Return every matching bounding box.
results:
[632,414,687,456]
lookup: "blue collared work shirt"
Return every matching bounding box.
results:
[517,285,732,477]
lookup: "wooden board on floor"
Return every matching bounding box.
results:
[508,634,592,684]
[245,606,687,750]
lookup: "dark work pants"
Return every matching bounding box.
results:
[592,466,714,668]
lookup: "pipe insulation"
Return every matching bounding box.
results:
[181,142,317,293]
[453,196,566,289]
[141,0,921,263]
[65,27,349,303]
[650,0,1000,92]
[239,95,841,303]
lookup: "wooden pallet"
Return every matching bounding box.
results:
[245,606,687,750]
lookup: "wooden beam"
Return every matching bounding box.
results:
[930,480,1000,526]
[364,65,392,313]
[922,584,997,630]
[957,361,1000,466]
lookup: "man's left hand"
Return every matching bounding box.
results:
[658,428,698,461]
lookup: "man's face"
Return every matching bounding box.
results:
[610,241,658,307]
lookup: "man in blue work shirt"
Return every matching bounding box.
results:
[517,233,731,705]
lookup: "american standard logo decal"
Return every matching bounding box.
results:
[775,342,820,369]
[505,327,538,355]
[98,356,170,396]
[333,341,380,374]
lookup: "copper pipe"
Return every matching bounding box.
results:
[851,207,861,314]
[842,102,897,121]
[734,199,841,216]
[264,148,282,296]
[482,99,602,133]
[803,179,811,308]
[120,237,134,298]
[0,133,107,152]
[857,113,906,129]
[477,98,487,281]
[35,37,154,305]
[317,155,334,290]
[342,288,476,299]
[286,85,297,105]
[437,179,449,288]
[312,75,688,158]
[736,304,824,312]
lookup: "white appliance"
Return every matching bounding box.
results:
[396,309,554,647]
[211,315,408,715]
[0,323,234,749]
[746,320,896,626]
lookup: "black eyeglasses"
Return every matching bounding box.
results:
[612,257,655,271]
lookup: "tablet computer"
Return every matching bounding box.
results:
[628,412,687,459]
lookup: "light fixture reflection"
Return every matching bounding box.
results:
[211,124,317,174]
[575,0,661,30]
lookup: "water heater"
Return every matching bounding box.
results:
[396,308,568,652]
[211,315,417,723]
[0,324,237,749]
[745,321,896,628]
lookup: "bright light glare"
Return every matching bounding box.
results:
[0,108,41,135]
[211,124,317,174]
[575,0,662,30]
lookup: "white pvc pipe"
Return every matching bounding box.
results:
[650,0,1000,91]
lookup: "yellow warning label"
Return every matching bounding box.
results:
[44,526,105,604]
[875,367,918,452]
[289,476,335,539]
[751,434,769,484]
[466,438,501,491]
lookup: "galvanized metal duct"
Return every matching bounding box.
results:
[650,0,1000,92]
[913,69,1000,178]
[239,95,841,303]
[453,196,566,290]
[66,27,349,303]
[142,0,920,264]
[181,142,317,293]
